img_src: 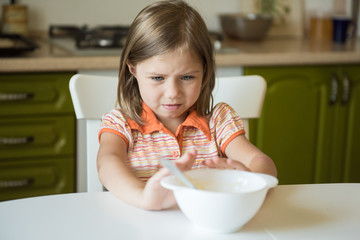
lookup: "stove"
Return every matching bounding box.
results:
[48,25,223,56]
[49,25,130,48]
[48,25,130,56]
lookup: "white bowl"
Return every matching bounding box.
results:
[161,169,278,233]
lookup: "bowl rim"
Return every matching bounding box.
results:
[161,169,278,195]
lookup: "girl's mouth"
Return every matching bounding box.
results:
[162,104,181,110]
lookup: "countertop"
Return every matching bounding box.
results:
[1,34,360,72]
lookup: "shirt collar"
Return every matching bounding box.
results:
[127,103,211,140]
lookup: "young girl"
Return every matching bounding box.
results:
[97,0,277,210]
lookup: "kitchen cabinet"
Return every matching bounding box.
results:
[244,65,360,184]
[0,72,76,201]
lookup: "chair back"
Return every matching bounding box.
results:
[69,74,266,192]
[212,75,266,138]
[70,74,118,192]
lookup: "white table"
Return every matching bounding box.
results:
[1,184,359,240]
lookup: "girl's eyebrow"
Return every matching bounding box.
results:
[146,70,201,75]
[146,72,163,75]
[183,70,201,75]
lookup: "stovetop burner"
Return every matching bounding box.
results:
[49,25,130,49]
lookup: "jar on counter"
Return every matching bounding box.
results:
[1,4,28,35]
[309,11,333,42]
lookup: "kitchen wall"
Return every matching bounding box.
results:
[1,0,241,32]
[0,0,358,34]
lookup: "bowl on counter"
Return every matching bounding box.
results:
[161,169,278,233]
[219,13,273,41]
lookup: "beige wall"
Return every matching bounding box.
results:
[1,0,240,32]
[0,0,358,34]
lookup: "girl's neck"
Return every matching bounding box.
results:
[160,118,183,135]
[158,112,189,135]
[164,122,181,135]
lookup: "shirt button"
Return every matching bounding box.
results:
[172,151,179,159]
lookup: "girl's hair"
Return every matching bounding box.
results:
[117,0,215,124]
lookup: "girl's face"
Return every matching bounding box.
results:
[128,48,204,129]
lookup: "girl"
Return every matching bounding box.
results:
[97,0,277,210]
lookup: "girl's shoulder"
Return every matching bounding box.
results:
[210,102,239,120]
[208,102,243,129]
[102,108,128,125]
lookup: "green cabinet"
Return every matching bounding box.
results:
[339,66,360,183]
[244,65,360,184]
[0,157,74,200]
[0,72,76,201]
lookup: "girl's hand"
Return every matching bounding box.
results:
[203,156,251,172]
[141,150,197,210]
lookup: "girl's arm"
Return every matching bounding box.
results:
[203,135,277,177]
[97,132,196,210]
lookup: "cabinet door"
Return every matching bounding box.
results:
[0,116,75,159]
[0,157,74,201]
[245,66,334,184]
[341,65,360,182]
[0,73,75,117]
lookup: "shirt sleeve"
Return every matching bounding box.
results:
[210,102,245,155]
[98,109,131,146]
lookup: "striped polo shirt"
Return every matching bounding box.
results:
[99,102,244,182]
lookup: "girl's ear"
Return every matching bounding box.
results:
[127,61,136,76]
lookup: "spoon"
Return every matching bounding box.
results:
[160,159,195,189]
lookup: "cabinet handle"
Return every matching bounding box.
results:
[329,73,339,105]
[0,92,34,101]
[341,73,351,105]
[0,178,34,189]
[0,136,34,145]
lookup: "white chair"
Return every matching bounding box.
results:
[69,74,266,192]
[69,74,118,192]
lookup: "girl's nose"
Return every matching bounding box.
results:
[165,79,181,98]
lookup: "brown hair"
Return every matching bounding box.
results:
[117,0,215,124]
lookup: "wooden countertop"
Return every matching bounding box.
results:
[1,35,360,72]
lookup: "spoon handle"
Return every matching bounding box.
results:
[160,159,195,189]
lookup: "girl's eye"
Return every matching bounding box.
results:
[181,75,194,80]
[151,76,164,81]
